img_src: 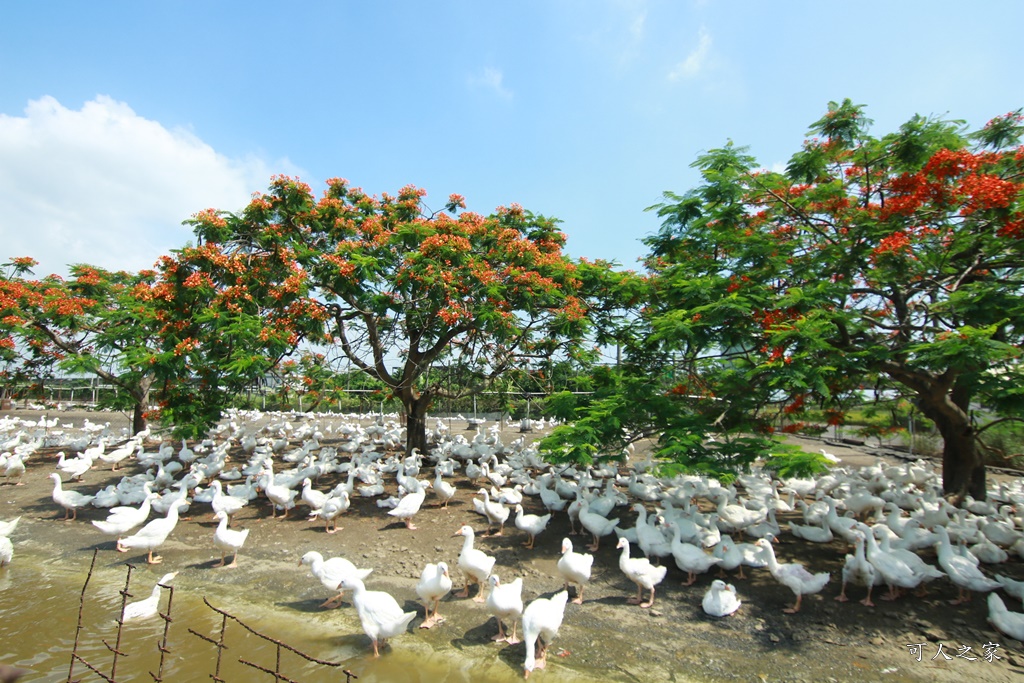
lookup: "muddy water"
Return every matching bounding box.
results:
[0,546,605,683]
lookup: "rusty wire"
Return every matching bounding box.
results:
[67,548,98,683]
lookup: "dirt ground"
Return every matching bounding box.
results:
[2,407,1024,682]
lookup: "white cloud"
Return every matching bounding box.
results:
[0,95,289,277]
[668,26,712,81]
[468,67,513,100]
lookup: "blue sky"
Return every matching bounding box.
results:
[2,1,1022,277]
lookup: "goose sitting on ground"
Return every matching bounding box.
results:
[702,579,741,617]
[485,574,524,644]
[616,537,667,609]
[116,501,181,564]
[49,473,95,521]
[338,575,417,657]
[415,562,452,628]
[522,590,570,679]
[453,525,496,602]
[557,538,593,604]
[298,550,373,608]
[754,537,830,614]
[987,592,1024,642]
[212,510,249,568]
[123,572,177,621]
[514,504,552,550]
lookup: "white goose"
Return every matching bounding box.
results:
[92,489,156,540]
[123,572,177,621]
[522,590,569,679]
[556,538,593,604]
[513,504,552,550]
[485,574,524,644]
[754,537,830,613]
[212,510,249,568]
[934,525,1000,605]
[432,468,457,508]
[209,480,248,525]
[338,575,416,657]
[415,561,452,628]
[453,525,495,602]
[835,530,880,607]
[388,479,431,530]
[702,579,741,617]
[616,537,667,608]
[298,550,373,608]
[116,501,181,564]
[476,488,510,536]
[49,473,95,521]
[988,593,1024,641]
[579,500,620,552]
[667,521,721,586]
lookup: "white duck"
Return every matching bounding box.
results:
[754,537,830,613]
[212,510,249,568]
[123,572,177,621]
[388,479,431,530]
[298,550,373,608]
[934,525,1001,605]
[616,537,667,608]
[514,504,552,550]
[522,590,569,679]
[453,525,495,602]
[338,575,416,657]
[633,505,672,562]
[557,538,593,604]
[702,579,741,617]
[116,501,181,564]
[987,593,1024,642]
[415,561,452,628]
[50,473,95,521]
[260,467,297,518]
[485,574,524,644]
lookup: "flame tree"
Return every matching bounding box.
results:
[0,258,161,433]
[179,176,620,451]
[636,101,1024,499]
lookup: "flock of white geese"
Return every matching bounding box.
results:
[2,407,1024,677]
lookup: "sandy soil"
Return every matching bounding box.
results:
[2,407,1023,682]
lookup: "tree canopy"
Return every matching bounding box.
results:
[175,176,625,449]
[545,101,1024,498]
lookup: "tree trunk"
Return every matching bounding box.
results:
[402,388,432,455]
[130,376,153,437]
[915,386,985,502]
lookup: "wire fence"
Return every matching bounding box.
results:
[65,550,358,683]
